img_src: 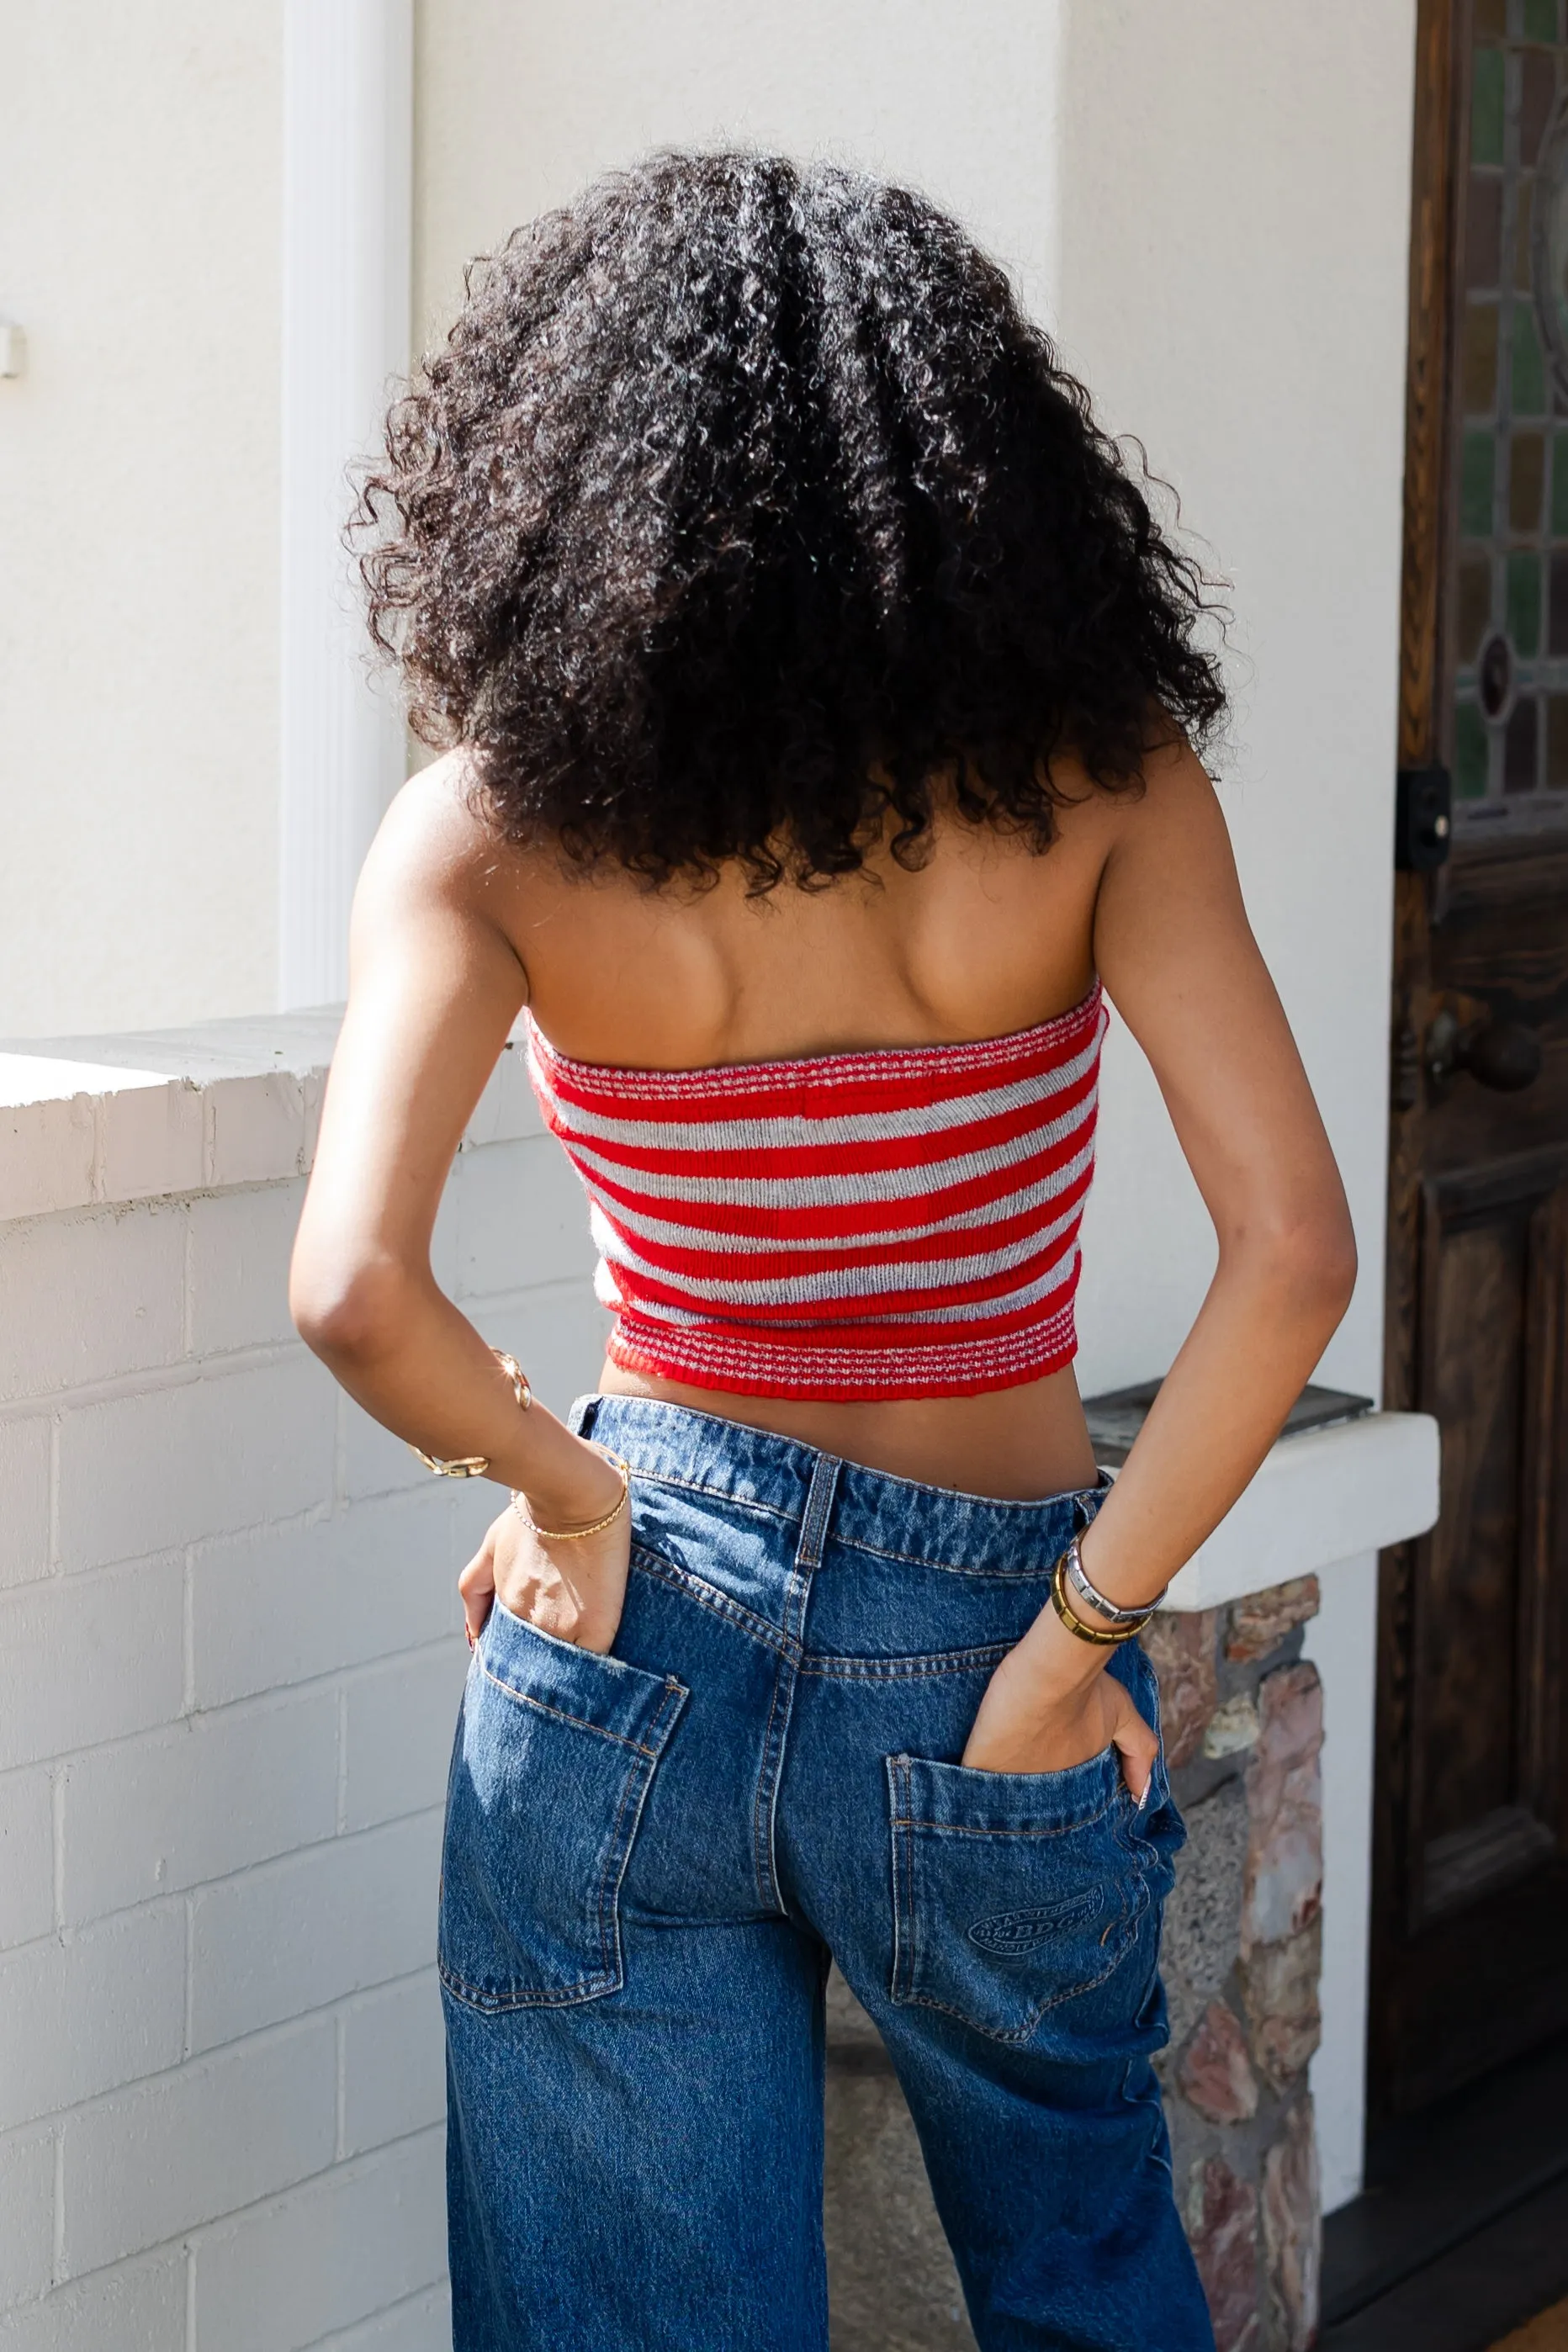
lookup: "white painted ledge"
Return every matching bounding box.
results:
[1156,1408,1441,1612]
[0,1008,540,1221]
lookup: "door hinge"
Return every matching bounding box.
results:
[1396,766,1453,871]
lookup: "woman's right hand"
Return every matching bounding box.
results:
[960,1605,1157,1798]
[458,1451,633,1654]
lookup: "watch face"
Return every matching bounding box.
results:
[1534,94,1568,405]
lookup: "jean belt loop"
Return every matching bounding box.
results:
[567,1393,601,1441]
[1074,1471,1111,1533]
[794,1453,842,1571]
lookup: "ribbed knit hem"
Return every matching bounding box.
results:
[604,1311,1077,1402]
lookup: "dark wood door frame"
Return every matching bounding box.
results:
[1374,0,1568,2120]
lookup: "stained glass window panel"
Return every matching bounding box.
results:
[1465,303,1501,409]
[1506,695,1540,788]
[1470,174,1505,283]
[1455,701,1491,797]
[1462,432,1497,534]
[1449,12,1568,837]
[1508,548,1544,648]
[1517,173,1538,282]
[1523,49,1556,158]
[1459,557,1495,658]
[1511,430,1546,523]
[1513,304,1549,411]
[1475,48,1507,164]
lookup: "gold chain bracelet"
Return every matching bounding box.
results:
[408,1349,532,1478]
[511,1450,632,1542]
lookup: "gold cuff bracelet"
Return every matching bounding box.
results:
[409,1348,532,1478]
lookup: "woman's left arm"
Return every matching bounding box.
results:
[289,764,633,1643]
[961,740,1358,1780]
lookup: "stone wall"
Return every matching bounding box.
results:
[823,1577,1325,2352]
[1146,1580,1324,2352]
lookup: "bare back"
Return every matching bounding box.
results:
[506,777,1102,1075]
[417,744,1183,1496]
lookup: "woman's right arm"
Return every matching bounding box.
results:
[289,765,632,1645]
[961,740,1356,1777]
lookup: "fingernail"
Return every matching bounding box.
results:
[465,1625,475,1650]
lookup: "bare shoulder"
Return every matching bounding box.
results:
[347,750,548,996]
[1089,734,1259,1015]
[1031,739,1233,945]
[1035,737,1220,868]
[1080,738,1239,908]
[365,750,502,893]
[360,750,552,915]
[1062,736,1227,850]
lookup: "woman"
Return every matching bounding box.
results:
[291,152,1354,2352]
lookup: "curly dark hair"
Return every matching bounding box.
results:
[357,150,1226,887]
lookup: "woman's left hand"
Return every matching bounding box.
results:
[458,1465,633,1655]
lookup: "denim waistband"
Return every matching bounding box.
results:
[569,1393,1104,1579]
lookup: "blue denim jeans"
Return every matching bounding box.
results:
[440,1396,1212,2351]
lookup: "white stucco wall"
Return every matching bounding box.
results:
[0,8,282,1037]
[1059,3,1415,1412]
[413,0,1066,351]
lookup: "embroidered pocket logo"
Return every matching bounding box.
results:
[966,1889,1102,1953]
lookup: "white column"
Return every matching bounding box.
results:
[278,0,413,1010]
[1301,1553,1380,2212]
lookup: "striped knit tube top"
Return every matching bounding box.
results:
[523,981,1107,1401]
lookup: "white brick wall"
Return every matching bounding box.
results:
[0,1418,50,1590]
[0,1019,611,2348]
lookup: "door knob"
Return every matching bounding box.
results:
[1426,1009,1543,1091]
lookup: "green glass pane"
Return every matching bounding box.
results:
[1548,695,1568,787]
[1506,696,1539,791]
[1512,431,1547,527]
[1553,435,1568,534]
[1458,556,1494,657]
[1472,49,1506,166]
[1464,302,1500,411]
[1462,431,1497,533]
[1514,305,1549,415]
[1516,177,1535,289]
[1454,701,1491,797]
[1508,548,1544,650]
[1523,0,1558,39]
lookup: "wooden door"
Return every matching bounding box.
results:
[1374,0,1568,2119]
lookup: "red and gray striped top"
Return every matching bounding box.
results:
[524,983,1107,1401]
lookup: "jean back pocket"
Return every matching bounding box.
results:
[887,1748,1149,2044]
[439,1601,686,2013]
